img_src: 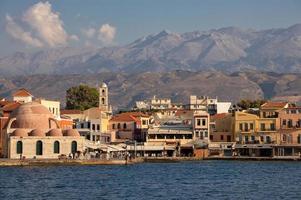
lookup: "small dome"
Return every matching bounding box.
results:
[101,82,107,88]
[29,129,45,137]
[47,129,63,136]
[11,129,28,137]
[63,129,80,137]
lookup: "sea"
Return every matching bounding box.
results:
[0,160,300,200]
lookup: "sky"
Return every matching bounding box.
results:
[0,0,301,57]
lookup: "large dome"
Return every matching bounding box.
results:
[9,102,58,129]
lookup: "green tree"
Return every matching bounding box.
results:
[237,99,266,110]
[66,85,99,110]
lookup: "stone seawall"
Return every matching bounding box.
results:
[0,159,131,166]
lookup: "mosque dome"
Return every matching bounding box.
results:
[29,129,46,137]
[63,129,80,137]
[47,129,63,136]
[9,102,58,129]
[11,129,28,137]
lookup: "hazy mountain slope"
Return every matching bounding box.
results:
[2,71,301,109]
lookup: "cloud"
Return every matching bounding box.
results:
[98,24,116,44]
[70,34,79,41]
[5,15,43,47]
[23,1,68,47]
[81,28,96,38]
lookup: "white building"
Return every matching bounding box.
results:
[12,88,33,103]
[189,95,231,115]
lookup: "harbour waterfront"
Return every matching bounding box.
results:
[1,161,301,200]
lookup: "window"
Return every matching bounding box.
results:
[87,122,91,129]
[92,124,95,130]
[251,135,255,141]
[112,124,115,129]
[250,123,254,130]
[123,123,127,129]
[16,141,23,154]
[298,135,301,144]
[97,124,100,131]
[204,131,208,137]
[282,120,287,126]
[245,136,249,142]
[244,123,249,131]
[197,119,201,126]
[71,141,77,153]
[101,98,105,105]
[288,119,293,128]
[266,136,271,143]
[54,141,60,154]
[239,123,243,131]
[36,141,43,155]
[261,123,266,131]
[291,110,297,114]
[227,135,231,142]
[142,120,147,125]
[270,123,275,131]
[202,119,206,126]
[117,123,121,129]
[102,89,105,95]
[220,135,224,141]
[210,135,213,140]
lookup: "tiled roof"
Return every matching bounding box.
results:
[261,102,288,109]
[13,88,32,97]
[211,113,228,120]
[2,102,21,112]
[110,113,141,123]
[175,110,193,117]
[0,100,13,107]
[61,109,83,114]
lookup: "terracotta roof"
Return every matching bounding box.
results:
[261,102,288,109]
[0,100,13,107]
[61,109,82,114]
[211,113,228,120]
[13,88,32,97]
[110,113,140,123]
[2,102,21,112]
[175,110,193,117]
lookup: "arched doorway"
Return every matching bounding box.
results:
[71,141,77,153]
[16,141,23,154]
[54,141,60,154]
[36,140,43,155]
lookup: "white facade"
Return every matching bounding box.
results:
[36,99,61,119]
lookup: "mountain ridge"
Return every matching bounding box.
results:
[1,24,301,76]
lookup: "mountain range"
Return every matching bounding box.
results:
[1,24,301,76]
[1,70,301,109]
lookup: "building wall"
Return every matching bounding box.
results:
[13,96,32,103]
[216,102,231,114]
[37,99,60,119]
[9,136,85,159]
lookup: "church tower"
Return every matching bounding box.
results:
[99,82,109,111]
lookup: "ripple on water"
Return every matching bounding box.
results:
[0,161,301,200]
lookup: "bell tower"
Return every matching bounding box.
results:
[99,82,109,111]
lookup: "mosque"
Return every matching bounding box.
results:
[2,102,85,159]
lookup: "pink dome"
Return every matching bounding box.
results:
[29,129,46,137]
[47,129,63,136]
[11,129,28,137]
[63,129,80,137]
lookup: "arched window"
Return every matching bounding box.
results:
[123,123,127,129]
[117,123,121,129]
[16,141,23,154]
[36,140,43,155]
[112,124,115,129]
[54,141,60,154]
[101,98,105,105]
[71,141,77,153]
[102,89,105,95]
